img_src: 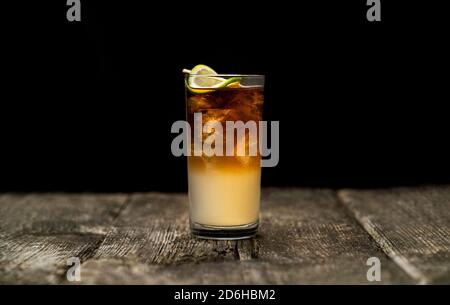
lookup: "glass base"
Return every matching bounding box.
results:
[190,221,259,240]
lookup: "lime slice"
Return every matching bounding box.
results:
[190,64,217,75]
[184,64,242,93]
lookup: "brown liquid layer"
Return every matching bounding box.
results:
[186,86,263,172]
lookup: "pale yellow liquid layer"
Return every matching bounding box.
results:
[188,167,261,226]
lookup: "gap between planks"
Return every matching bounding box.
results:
[335,189,428,284]
[78,190,406,265]
[62,194,134,279]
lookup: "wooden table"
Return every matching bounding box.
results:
[1,187,449,284]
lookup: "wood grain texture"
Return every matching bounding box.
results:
[80,189,411,284]
[91,193,237,265]
[0,193,128,284]
[1,189,433,284]
[0,193,128,234]
[338,186,450,284]
[244,188,411,284]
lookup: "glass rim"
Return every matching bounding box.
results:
[185,74,264,78]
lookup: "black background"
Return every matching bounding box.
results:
[1,1,449,192]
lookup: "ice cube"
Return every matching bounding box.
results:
[188,95,212,113]
[233,128,258,157]
[202,109,232,123]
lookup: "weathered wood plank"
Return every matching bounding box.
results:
[242,188,412,284]
[0,232,104,284]
[0,193,128,234]
[81,189,412,284]
[338,186,450,284]
[91,193,237,264]
[0,193,128,284]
